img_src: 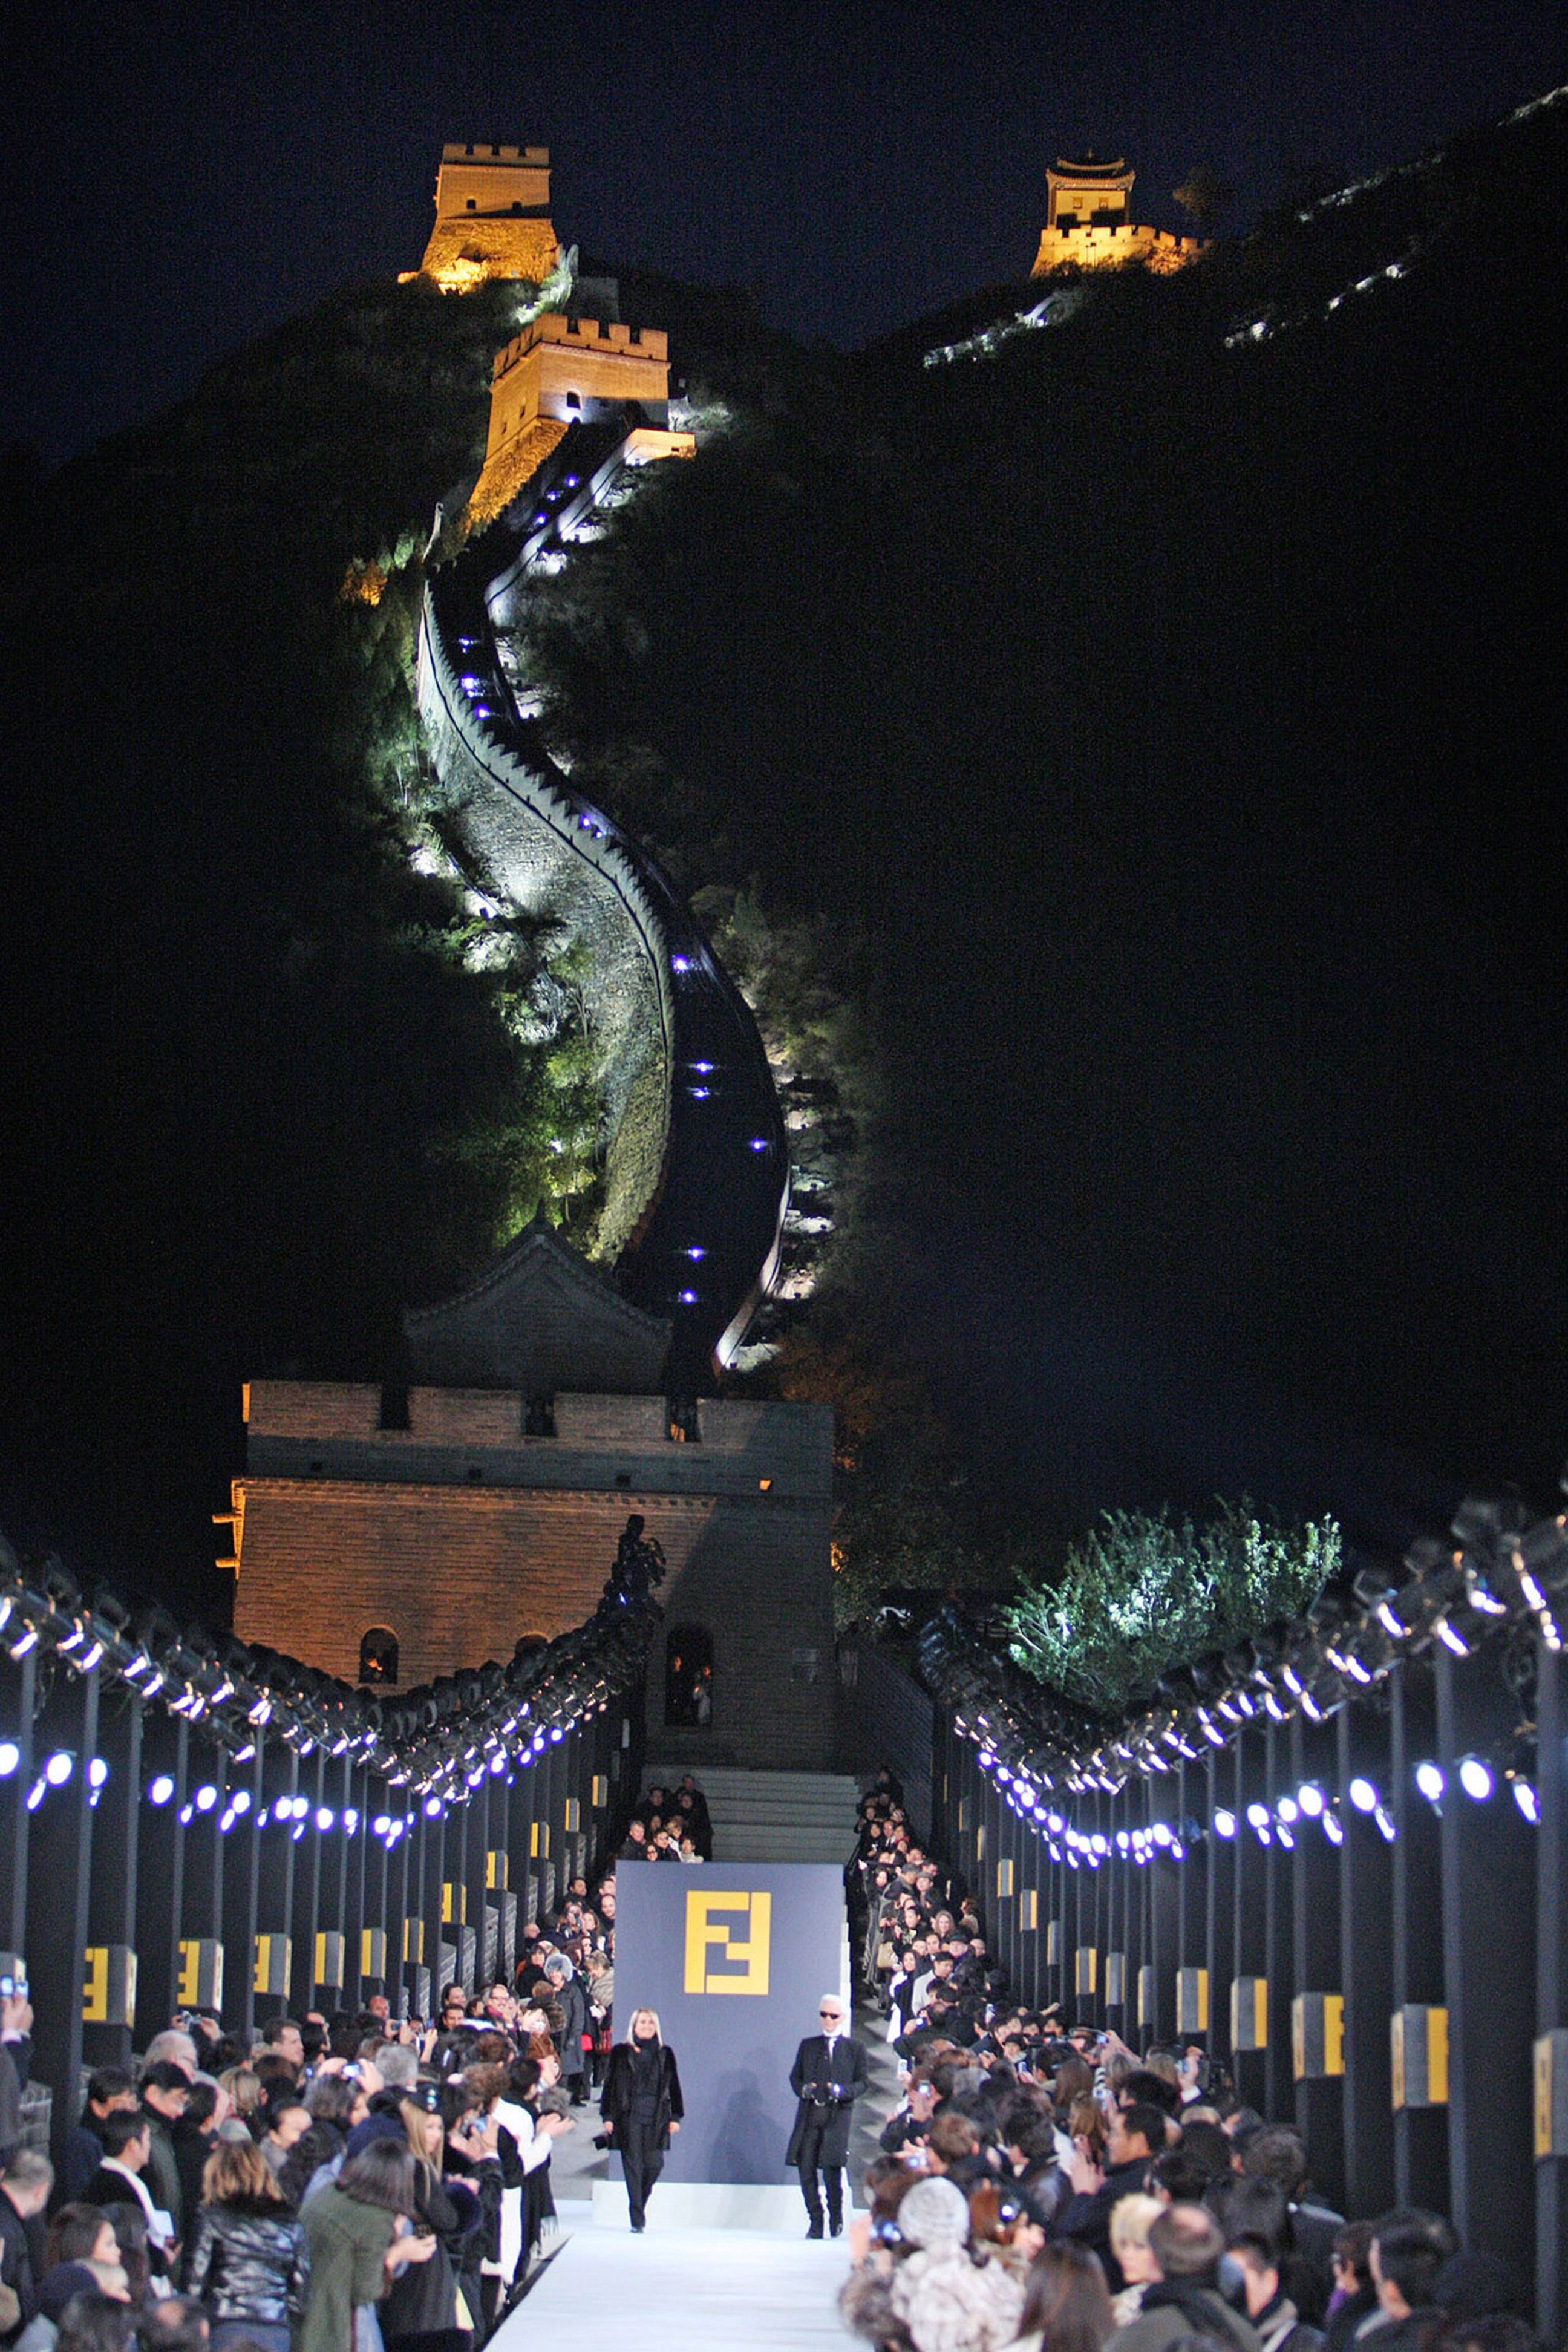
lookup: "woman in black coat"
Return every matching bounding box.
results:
[598,2010,684,2232]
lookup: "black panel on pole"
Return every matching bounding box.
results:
[254,1737,300,2022]
[1434,1650,1534,2284]
[85,1690,142,2073]
[1389,1664,1446,2206]
[27,1662,99,2157]
[136,1714,188,2039]
[0,1654,38,1952]
[1336,1702,1394,2215]
[1536,1638,1566,2343]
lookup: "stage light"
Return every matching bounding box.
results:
[1373,1805,1397,1843]
[1457,1756,1493,1801]
[0,1743,20,1777]
[1414,1762,1445,1803]
[230,1788,251,1815]
[1212,1809,1236,1838]
[316,1807,335,1832]
[194,1784,218,1812]
[372,1815,390,1837]
[1348,1777,1378,1813]
[1246,1803,1269,1831]
[44,1752,73,1785]
[344,1809,359,1834]
[1296,1783,1324,1817]
[88,1759,108,1789]
[1512,1780,1540,1823]
[25,1780,45,1812]
[1276,1795,1299,1824]
[424,1795,443,1818]
[1277,1824,1295,1849]
[1322,1811,1344,1847]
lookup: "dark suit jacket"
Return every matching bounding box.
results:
[785,2032,869,2169]
[599,2043,684,2150]
[0,2187,40,2333]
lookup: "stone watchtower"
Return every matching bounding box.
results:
[226,1228,838,1771]
[1031,154,1201,277]
[417,142,560,292]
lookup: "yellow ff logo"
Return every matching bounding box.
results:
[684,1890,772,1995]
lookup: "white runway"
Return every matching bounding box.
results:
[491,2207,855,2350]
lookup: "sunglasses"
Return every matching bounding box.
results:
[820,2009,843,2019]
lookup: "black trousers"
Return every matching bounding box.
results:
[795,2115,844,2227]
[621,2123,664,2229]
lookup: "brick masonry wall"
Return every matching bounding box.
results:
[234,1478,837,1768]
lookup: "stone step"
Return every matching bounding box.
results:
[709,1826,854,1864]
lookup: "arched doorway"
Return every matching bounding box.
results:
[358,1626,399,1687]
[664,1625,714,1728]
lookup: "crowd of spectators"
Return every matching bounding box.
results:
[613,1774,713,1865]
[840,1774,1544,2352]
[0,1837,633,2352]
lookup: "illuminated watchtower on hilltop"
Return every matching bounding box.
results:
[1031,154,1201,277]
[417,141,560,292]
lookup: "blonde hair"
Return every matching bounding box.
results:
[399,2099,445,2171]
[1109,2192,1163,2259]
[218,2066,262,2118]
[624,2008,662,2044]
[202,2138,281,2206]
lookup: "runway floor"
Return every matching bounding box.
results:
[491,2209,855,2350]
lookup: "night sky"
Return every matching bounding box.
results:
[5,0,1561,464]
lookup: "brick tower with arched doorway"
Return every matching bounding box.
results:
[226,1226,838,1769]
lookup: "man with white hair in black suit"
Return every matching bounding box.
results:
[786,1991,869,2237]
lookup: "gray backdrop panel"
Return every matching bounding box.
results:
[610,1862,845,2183]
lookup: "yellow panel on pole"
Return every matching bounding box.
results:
[1231,1977,1268,2051]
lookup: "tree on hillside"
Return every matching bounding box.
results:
[1173,165,1235,236]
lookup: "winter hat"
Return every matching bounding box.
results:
[897,2177,972,2252]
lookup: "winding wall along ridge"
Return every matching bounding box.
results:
[418,419,789,1387]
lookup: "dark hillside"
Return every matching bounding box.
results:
[1,91,1562,1619]
[517,92,1566,1553]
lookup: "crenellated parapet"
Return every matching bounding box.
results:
[414,139,559,291]
[1031,153,1203,278]
[469,314,691,525]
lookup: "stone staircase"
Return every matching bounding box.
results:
[692,1768,861,1865]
